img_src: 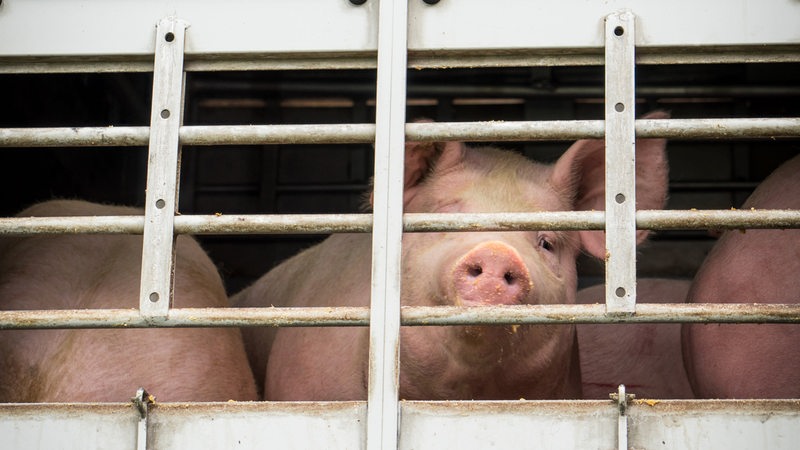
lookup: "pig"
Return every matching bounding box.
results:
[234,113,669,401]
[576,278,695,399]
[683,154,800,399]
[0,199,258,402]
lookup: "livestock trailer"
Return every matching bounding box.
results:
[1,1,799,448]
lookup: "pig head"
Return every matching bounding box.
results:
[234,113,668,401]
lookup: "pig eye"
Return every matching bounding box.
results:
[538,235,555,252]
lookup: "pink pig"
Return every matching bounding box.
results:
[577,278,695,399]
[0,200,258,402]
[234,113,669,400]
[683,154,800,399]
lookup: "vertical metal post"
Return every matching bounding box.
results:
[366,0,408,449]
[139,18,188,319]
[604,11,637,314]
[613,384,631,450]
[133,388,154,450]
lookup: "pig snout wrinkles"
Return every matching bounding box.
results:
[451,241,532,306]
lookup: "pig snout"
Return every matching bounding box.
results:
[451,241,532,306]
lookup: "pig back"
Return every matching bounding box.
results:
[0,199,258,402]
[577,278,694,399]
[232,233,373,400]
[683,155,800,398]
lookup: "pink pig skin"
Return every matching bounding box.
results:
[683,154,800,399]
[0,200,258,403]
[234,113,669,401]
[577,278,695,399]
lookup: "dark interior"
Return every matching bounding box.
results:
[2,63,798,293]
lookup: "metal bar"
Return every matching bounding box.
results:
[367,0,408,448]
[605,11,638,314]
[635,209,800,230]
[2,45,800,74]
[2,303,800,330]
[610,385,632,450]
[138,18,188,319]
[180,124,375,145]
[2,118,800,148]
[3,209,800,236]
[132,388,154,450]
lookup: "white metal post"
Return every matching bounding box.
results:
[604,11,638,314]
[366,0,408,448]
[139,18,188,319]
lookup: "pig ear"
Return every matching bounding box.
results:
[550,111,669,259]
[367,139,466,209]
[402,140,466,208]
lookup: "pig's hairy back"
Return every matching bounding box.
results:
[0,199,258,402]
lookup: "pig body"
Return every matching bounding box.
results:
[235,114,669,401]
[683,154,800,399]
[0,200,258,402]
[577,278,694,399]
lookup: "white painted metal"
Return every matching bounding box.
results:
[1,0,799,72]
[0,404,140,450]
[2,401,797,449]
[133,389,153,450]
[366,1,408,448]
[148,402,367,449]
[628,400,800,449]
[407,0,800,50]
[0,1,377,64]
[138,18,187,319]
[615,385,630,450]
[604,11,638,314]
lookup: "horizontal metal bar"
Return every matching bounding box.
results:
[176,214,373,234]
[637,209,800,230]
[181,124,375,145]
[3,45,800,74]
[1,303,799,330]
[2,118,799,148]
[0,216,146,235]
[0,127,151,147]
[2,210,800,236]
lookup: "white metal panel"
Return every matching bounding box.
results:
[3,401,797,449]
[1,0,798,70]
[628,400,800,449]
[0,404,139,450]
[148,402,367,450]
[408,0,800,50]
[0,1,377,58]
[399,401,618,450]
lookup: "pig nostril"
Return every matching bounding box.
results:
[504,272,516,285]
[467,266,482,277]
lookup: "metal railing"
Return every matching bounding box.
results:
[1,3,800,450]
